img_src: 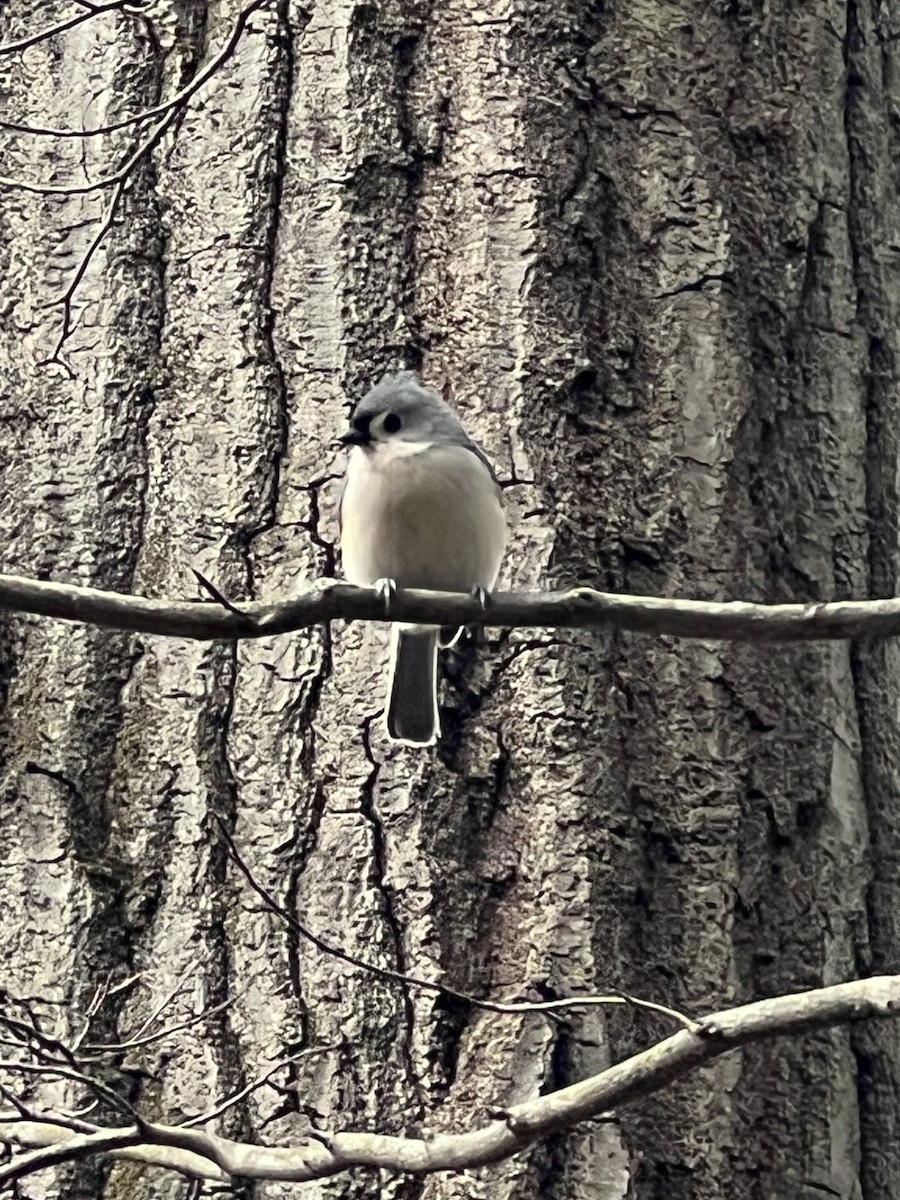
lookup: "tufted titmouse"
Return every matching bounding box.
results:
[338,372,506,746]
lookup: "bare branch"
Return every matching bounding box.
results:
[179,1047,337,1129]
[0,0,270,140]
[2,977,898,1185]
[84,996,234,1054]
[218,818,697,1027]
[0,1120,228,1183]
[0,0,136,55]
[3,570,900,644]
[0,0,273,195]
[40,177,127,371]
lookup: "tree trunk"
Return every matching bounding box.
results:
[1,1,898,1198]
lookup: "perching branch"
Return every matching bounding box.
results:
[2,977,898,1186]
[4,570,900,643]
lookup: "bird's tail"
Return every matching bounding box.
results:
[386,627,439,746]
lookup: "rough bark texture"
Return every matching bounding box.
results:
[0,1,898,1199]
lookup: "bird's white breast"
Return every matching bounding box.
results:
[341,440,505,592]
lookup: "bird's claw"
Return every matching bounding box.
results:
[470,585,491,609]
[374,577,398,616]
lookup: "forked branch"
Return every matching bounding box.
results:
[2,976,898,1186]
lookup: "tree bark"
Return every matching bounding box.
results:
[0,1,897,1198]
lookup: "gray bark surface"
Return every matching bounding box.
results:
[0,1,898,1198]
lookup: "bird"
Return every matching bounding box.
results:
[338,371,506,746]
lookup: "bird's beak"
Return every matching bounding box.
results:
[336,429,369,447]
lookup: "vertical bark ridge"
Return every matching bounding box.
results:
[842,1,900,1197]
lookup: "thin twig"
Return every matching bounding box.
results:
[216,818,697,1029]
[40,176,127,370]
[0,103,172,195]
[125,962,198,1045]
[69,971,143,1054]
[610,992,702,1028]
[192,570,247,618]
[0,1061,139,1122]
[85,997,235,1054]
[0,1092,97,1135]
[0,1014,80,1069]
[0,0,133,55]
[1,0,274,361]
[0,0,271,140]
[0,1082,33,1121]
[179,1047,335,1129]
[0,0,273,195]
[57,1099,100,1123]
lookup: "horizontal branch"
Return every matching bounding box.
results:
[3,571,900,643]
[2,977,898,1185]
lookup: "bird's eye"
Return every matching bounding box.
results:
[383,412,402,434]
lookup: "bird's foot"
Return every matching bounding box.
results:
[374,577,398,616]
[470,585,491,609]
